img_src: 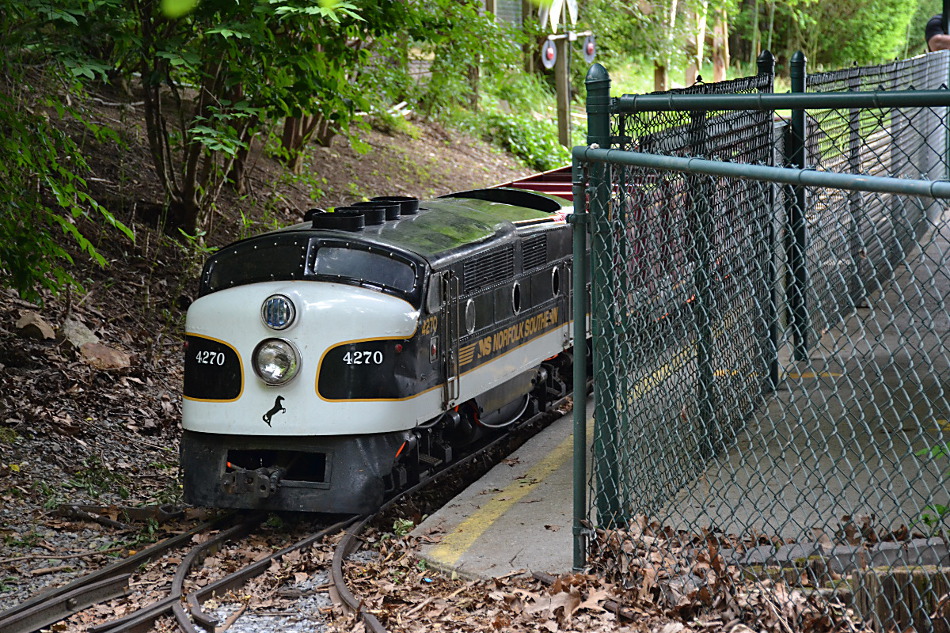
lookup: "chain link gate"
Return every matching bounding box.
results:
[572,51,950,631]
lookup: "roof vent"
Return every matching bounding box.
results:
[372,196,420,215]
[343,204,385,226]
[354,200,401,221]
[304,208,325,222]
[310,209,365,232]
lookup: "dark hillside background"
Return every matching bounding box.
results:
[0,82,531,604]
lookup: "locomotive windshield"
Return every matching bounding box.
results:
[199,234,423,305]
[314,247,417,293]
[204,237,309,293]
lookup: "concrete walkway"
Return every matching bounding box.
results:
[414,213,950,579]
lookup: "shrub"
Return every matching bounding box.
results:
[479,111,570,172]
[0,86,132,302]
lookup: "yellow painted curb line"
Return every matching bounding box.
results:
[427,422,590,566]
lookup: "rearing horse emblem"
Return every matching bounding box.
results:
[262,396,286,427]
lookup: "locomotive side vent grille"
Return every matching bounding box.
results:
[464,246,514,293]
[523,235,548,271]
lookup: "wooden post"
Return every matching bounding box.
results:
[853,566,950,632]
[522,0,535,73]
[555,36,570,147]
[654,62,668,92]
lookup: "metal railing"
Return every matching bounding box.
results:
[572,50,950,631]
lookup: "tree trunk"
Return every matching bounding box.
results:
[687,0,709,85]
[312,116,335,147]
[170,196,201,236]
[750,0,761,63]
[468,65,480,111]
[226,84,257,195]
[712,8,728,82]
[522,0,536,73]
[654,62,668,92]
[281,113,337,175]
[658,0,677,90]
[229,129,253,196]
[281,117,307,174]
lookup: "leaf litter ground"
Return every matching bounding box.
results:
[0,90,877,632]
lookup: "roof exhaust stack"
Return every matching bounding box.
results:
[308,208,365,231]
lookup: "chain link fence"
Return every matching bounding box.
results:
[574,51,950,631]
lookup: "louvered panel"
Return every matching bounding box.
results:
[463,246,514,293]
[522,235,547,271]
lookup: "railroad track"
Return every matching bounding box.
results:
[0,396,571,633]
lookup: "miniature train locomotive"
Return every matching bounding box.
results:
[180,187,576,513]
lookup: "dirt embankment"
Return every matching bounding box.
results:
[0,96,533,607]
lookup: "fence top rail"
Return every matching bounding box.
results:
[572,146,950,199]
[615,89,950,113]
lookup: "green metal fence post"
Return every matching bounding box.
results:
[584,62,623,530]
[570,159,588,572]
[573,63,611,569]
[757,50,780,391]
[788,51,810,361]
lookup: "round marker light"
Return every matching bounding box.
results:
[261,295,295,330]
[253,338,300,385]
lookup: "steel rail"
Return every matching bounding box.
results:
[184,515,357,632]
[168,518,262,633]
[333,391,578,633]
[2,390,577,633]
[0,574,131,633]
[331,516,385,633]
[0,513,235,633]
[88,514,263,633]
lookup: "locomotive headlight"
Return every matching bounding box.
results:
[261,294,296,330]
[253,338,300,385]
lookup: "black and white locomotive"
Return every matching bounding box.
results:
[181,187,576,513]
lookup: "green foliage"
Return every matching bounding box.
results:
[914,442,950,534]
[130,518,162,548]
[452,71,569,172]
[579,0,707,75]
[265,514,285,529]
[65,456,130,499]
[3,529,42,549]
[162,0,199,19]
[803,0,915,66]
[0,88,132,301]
[478,111,570,171]
[916,443,950,471]
[0,0,134,301]
[400,0,523,116]
[393,517,415,537]
[579,0,920,83]
[751,0,917,68]
[919,503,950,530]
